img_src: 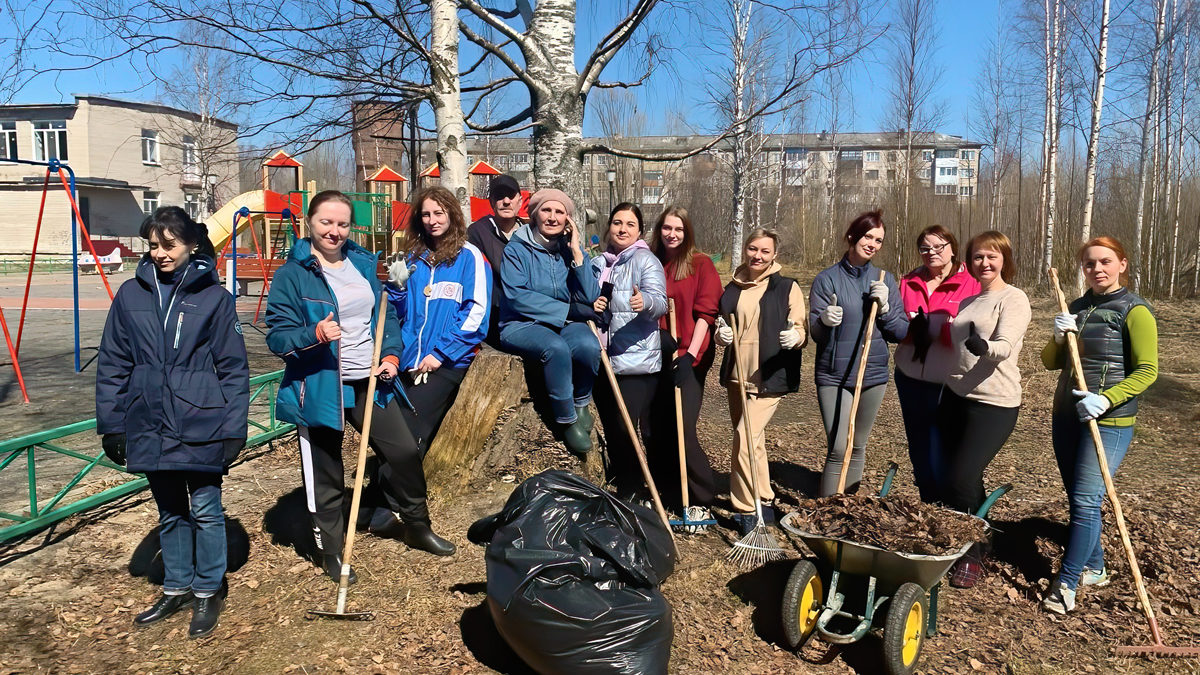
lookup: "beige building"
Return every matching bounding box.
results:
[0,95,238,254]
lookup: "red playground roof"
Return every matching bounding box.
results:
[469,160,501,176]
[264,150,302,168]
[419,162,440,178]
[366,165,408,182]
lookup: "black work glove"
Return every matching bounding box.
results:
[567,301,598,323]
[910,307,933,363]
[102,433,126,466]
[673,353,695,386]
[964,322,989,357]
[223,438,246,467]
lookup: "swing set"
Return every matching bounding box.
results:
[2,157,117,403]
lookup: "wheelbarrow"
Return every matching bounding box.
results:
[778,463,1012,675]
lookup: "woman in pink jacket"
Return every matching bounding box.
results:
[895,225,980,503]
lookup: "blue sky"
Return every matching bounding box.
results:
[3,1,1002,145]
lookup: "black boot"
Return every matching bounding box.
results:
[321,553,358,585]
[402,521,456,556]
[134,592,194,626]
[366,508,407,540]
[188,594,224,638]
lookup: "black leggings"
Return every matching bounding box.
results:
[594,372,657,499]
[649,358,715,509]
[369,367,465,515]
[299,379,424,554]
[935,390,1018,514]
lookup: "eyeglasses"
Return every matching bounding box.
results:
[918,242,949,255]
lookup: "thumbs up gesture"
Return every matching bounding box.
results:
[316,311,342,343]
[629,284,645,312]
[964,321,988,357]
[820,293,843,327]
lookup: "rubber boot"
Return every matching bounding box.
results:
[402,520,456,557]
[575,405,594,433]
[562,419,592,456]
[312,511,357,585]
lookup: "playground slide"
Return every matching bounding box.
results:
[204,190,266,252]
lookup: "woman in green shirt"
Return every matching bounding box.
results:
[1041,236,1158,615]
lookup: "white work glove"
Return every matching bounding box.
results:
[714,316,734,347]
[1053,312,1077,345]
[387,255,416,288]
[868,280,889,314]
[409,370,430,386]
[1073,389,1109,422]
[819,303,843,328]
[779,321,802,349]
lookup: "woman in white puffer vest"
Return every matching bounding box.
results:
[591,202,668,501]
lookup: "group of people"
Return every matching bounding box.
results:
[94,173,1158,638]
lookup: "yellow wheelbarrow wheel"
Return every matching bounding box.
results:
[781,560,824,649]
[883,582,929,675]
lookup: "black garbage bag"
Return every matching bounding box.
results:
[470,469,676,675]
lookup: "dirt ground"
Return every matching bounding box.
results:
[2,291,1200,674]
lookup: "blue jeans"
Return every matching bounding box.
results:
[894,368,944,503]
[147,471,226,597]
[500,320,600,423]
[1051,414,1134,589]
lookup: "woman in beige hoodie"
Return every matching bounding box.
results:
[713,229,806,535]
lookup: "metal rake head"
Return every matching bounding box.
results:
[728,526,785,568]
[1115,644,1200,658]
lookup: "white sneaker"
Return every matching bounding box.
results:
[1080,567,1111,587]
[1042,581,1076,615]
[681,506,714,534]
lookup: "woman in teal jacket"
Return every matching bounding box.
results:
[497,188,601,455]
[266,191,454,582]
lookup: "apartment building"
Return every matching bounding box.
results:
[0,95,238,254]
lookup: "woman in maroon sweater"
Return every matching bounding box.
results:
[649,206,722,526]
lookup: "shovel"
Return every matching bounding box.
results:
[307,291,391,621]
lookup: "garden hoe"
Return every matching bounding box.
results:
[666,300,716,533]
[306,292,391,622]
[836,271,885,494]
[726,315,784,567]
[1050,268,1200,657]
[588,321,678,552]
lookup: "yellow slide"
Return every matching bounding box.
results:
[204,190,266,253]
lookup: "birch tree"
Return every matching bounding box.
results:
[1133,0,1169,292]
[1075,0,1112,292]
[887,0,942,261]
[973,10,1016,232]
[1041,0,1064,275]
[430,0,468,210]
[1169,2,1192,297]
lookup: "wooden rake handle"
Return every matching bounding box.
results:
[1049,267,1163,644]
[836,269,885,494]
[668,299,689,510]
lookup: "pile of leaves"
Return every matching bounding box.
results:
[785,494,988,556]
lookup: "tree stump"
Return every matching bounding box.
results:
[424,346,605,494]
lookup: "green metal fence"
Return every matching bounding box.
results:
[0,370,296,542]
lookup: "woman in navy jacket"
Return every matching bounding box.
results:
[266,191,455,577]
[809,210,908,496]
[96,207,249,639]
[363,186,489,539]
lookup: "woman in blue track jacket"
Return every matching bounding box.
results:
[95,207,249,639]
[266,191,455,579]
[363,186,489,540]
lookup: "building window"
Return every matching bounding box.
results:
[938,166,958,177]
[642,186,663,203]
[963,168,974,178]
[182,135,198,176]
[961,150,976,161]
[33,121,68,162]
[960,186,974,197]
[840,150,862,161]
[643,170,663,184]
[141,129,159,165]
[184,191,201,219]
[143,191,160,215]
[865,169,880,180]
[865,151,880,162]
[0,122,15,162]
[888,151,897,162]
[918,168,931,179]
[887,169,897,181]
[510,153,529,165]
[935,149,955,159]
[595,154,609,166]
[935,184,956,195]
[922,150,933,161]
[784,148,807,164]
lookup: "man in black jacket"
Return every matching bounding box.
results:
[467,174,523,345]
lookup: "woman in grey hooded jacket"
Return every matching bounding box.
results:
[591,202,668,500]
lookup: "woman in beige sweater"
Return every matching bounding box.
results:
[712,229,806,535]
[938,230,1031,587]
